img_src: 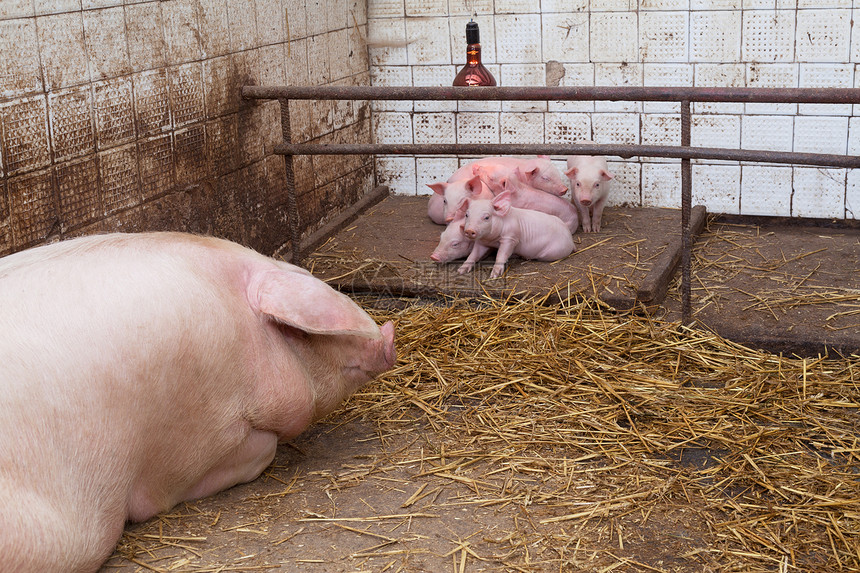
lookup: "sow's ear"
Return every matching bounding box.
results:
[251,269,381,339]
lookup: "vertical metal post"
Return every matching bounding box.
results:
[279,98,303,265]
[680,100,692,325]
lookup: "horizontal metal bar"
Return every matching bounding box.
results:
[244,85,860,104]
[273,143,860,169]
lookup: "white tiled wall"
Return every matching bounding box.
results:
[369,1,860,219]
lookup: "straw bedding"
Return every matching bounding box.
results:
[687,224,859,332]
[108,292,859,572]
[349,293,860,571]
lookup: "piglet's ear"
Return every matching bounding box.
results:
[564,166,578,178]
[514,165,537,181]
[427,182,447,196]
[492,190,512,216]
[473,166,491,185]
[450,197,470,222]
[251,269,381,339]
[465,175,483,195]
[601,170,614,181]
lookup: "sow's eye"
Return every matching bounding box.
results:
[483,214,490,221]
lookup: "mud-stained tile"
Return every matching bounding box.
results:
[56,157,100,232]
[99,144,141,215]
[0,19,42,98]
[94,78,135,150]
[132,69,171,136]
[37,11,90,90]
[8,168,57,247]
[84,6,131,80]
[138,133,175,201]
[2,96,51,175]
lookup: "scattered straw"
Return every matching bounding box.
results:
[342,291,859,571]
[107,288,858,572]
[685,224,859,333]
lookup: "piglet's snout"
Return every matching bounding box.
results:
[463,228,477,239]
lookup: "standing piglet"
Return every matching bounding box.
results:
[456,191,575,279]
[565,154,614,232]
[0,232,396,573]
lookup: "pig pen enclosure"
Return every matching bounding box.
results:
[0,2,859,568]
[94,85,860,573]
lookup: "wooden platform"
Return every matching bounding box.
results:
[305,195,707,310]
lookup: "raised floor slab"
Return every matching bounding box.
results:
[306,195,705,310]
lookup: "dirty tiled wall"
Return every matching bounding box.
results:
[369,1,859,221]
[0,0,372,258]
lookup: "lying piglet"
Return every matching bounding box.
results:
[456,191,576,279]
[493,167,580,233]
[565,153,614,233]
[519,156,569,196]
[430,217,475,262]
[470,155,568,196]
[427,175,492,224]
[0,232,396,573]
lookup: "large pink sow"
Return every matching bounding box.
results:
[0,232,396,573]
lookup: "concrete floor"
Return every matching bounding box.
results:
[306,195,859,357]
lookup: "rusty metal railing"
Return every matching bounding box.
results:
[242,85,860,323]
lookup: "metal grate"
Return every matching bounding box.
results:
[242,85,860,323]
